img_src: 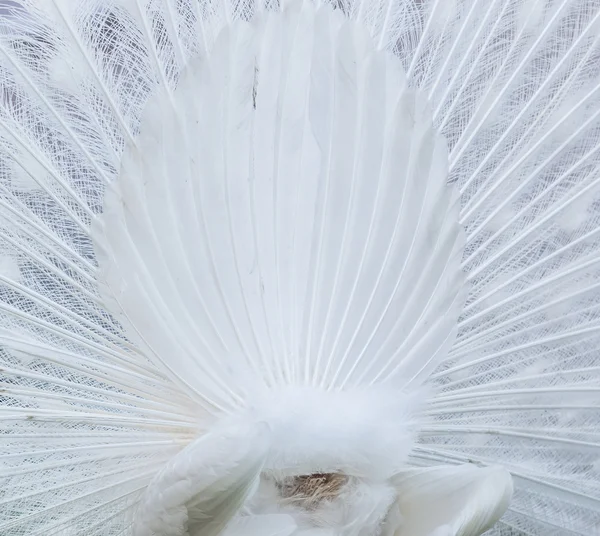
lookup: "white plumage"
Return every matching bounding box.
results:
[0,0,598,535]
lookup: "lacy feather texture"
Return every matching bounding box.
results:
[0,1,599,535]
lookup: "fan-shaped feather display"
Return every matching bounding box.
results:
[0,0,599,535]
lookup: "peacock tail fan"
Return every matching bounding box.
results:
[0,1,598,535]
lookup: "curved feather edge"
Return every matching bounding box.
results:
[390,464,514,536]
[132,422,270,536]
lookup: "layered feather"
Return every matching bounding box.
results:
[391,464,514,536]
[133,422,269,536]
[0,0,597,535]
[93,0,464,414]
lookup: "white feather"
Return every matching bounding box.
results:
[0,0,598,535]
[223,514,297,536]
[391,464,513,536]
[93,0,464,406]
[133,422,269,536]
